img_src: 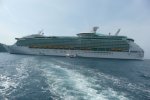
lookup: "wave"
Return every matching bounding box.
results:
[0,57,30,99]
[40,60,129,100]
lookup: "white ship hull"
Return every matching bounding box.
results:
[3,45,144,60]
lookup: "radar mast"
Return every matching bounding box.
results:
[38,29,44,35]
[92,26,99,33]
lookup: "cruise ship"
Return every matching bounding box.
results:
[3,27,144,59]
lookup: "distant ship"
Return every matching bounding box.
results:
[3,27,144,59]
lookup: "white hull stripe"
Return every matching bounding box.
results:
[4,45,144,60]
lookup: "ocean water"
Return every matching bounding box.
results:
[0,53,149,100]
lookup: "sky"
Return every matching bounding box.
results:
[0,0,150,58]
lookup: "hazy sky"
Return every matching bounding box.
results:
[0,0,150,58]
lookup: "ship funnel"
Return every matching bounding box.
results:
[92,26,99,33]
[115,29,121,36]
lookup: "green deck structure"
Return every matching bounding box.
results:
[16,32,131,52]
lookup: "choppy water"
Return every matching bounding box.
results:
[0,53,150,100]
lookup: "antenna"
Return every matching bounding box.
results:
[115,29,121,36]
[92,26,99,33]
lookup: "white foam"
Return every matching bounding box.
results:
[0,75,17,90]
[41,61,129,100]
[0,58,30,99]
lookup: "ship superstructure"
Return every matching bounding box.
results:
[4,27,144,59]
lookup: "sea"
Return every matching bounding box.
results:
[0,53,149,100]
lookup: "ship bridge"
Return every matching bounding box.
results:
[77,33,99,37]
